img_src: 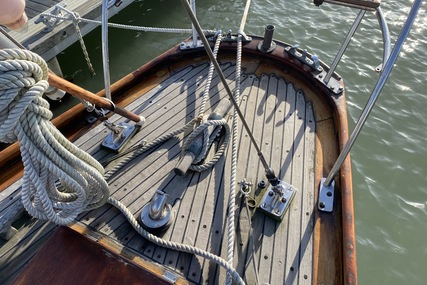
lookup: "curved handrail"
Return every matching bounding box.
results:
[375,6,391,73]
[322,0,423,189]
[324,4,391,83]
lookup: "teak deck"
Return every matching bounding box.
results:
[0,38,355,284]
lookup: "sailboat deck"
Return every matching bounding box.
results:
[0,52,342,284]
[82,61,316,284]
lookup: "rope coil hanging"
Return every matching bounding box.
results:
[0,48,109,225]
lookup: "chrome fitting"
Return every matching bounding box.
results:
[139,190,174,234]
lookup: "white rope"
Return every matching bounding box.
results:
[101,33,239,282]
[226,34,243,285]
[198,34,222,115]
[0,51,236,279]
[104,116,203,179]
[184,117,230,172]
[0,48,109,225]
[39,11,216,34]
[108,197,245,285]
[183,34,228,171]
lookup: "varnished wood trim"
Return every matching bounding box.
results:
[68,222,193,285]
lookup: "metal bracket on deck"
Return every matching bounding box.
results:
[162,271,178,283]
[179,39,204,50]
[258,181,296,221]
[315,71,344,95]
[207,30,252,43]
[318,178,335,212]
[101,122,140,153]
[285,44,344,95]
[285,44,323,72]
[34,4,66,33]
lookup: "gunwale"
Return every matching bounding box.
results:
[0,36,356,284]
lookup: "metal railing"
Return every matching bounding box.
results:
[320,0,423,200]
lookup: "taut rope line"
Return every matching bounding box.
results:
[0,48,109,225]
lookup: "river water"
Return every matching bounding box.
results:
[57,0,427,284]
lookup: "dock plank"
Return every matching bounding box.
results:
[8,0,137,61]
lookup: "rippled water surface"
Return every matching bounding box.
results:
[58,0,427,283]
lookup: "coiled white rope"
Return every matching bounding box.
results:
[0,48,109,225]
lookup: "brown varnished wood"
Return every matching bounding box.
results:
[11,226,180,285]
[313,117,343,285]
[322,0,381,9]
[48,72,142,123]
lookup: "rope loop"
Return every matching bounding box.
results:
[180,116,230,172]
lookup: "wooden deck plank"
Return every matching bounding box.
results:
[256,74,278,285]
[245,74,273,284]
[248,75,275,284]
[289,87,308,285]
[162,173,200,276]
[232,74,258,279]
[233,73,266,284]
[182,170,214,283]
[268,77,288,284]
[299,102,316,284]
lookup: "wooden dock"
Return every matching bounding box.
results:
[7,0,136,62]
